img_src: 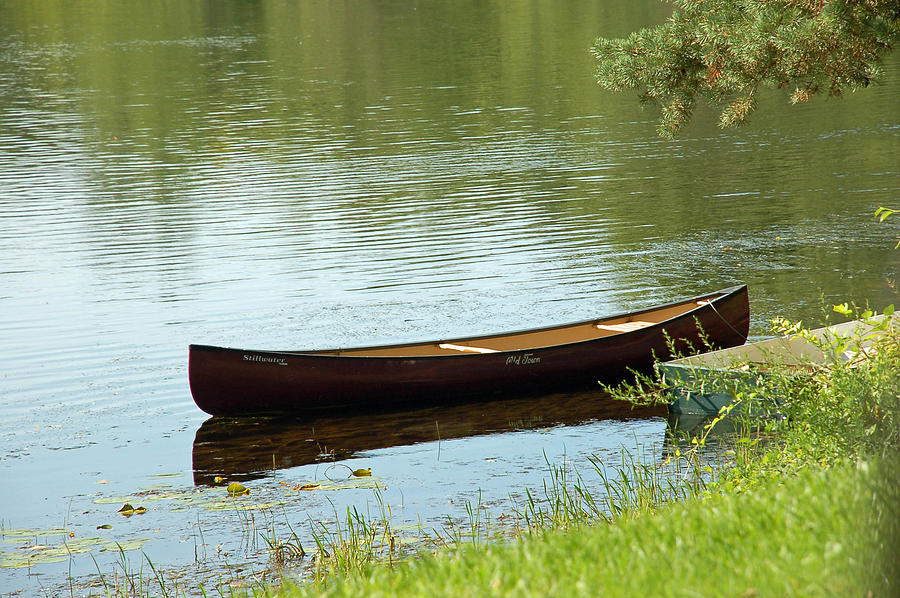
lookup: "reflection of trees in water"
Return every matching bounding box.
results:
[0,0,664,158]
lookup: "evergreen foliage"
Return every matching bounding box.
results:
[592,0,900,137]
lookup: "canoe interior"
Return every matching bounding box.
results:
[306,294,727,357]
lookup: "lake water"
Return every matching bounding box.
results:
[1,0,898,594]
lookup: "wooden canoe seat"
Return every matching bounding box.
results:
[696,296,720,306]
[438,343,499,354]
[595,320,654,333]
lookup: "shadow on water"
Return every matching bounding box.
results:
[192,391,665,485]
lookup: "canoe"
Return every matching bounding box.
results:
[189,284,749,416]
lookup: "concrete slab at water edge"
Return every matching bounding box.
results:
[659,314,898,416]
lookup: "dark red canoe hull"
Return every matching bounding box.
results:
[189,285,749,415]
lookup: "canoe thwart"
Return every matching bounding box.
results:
[438,343,500,354]
[595,320,654,333]
[696,296,724,306]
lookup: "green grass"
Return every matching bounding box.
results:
[275,460,895,598]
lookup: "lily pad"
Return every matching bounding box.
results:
[315,477,385,491]
[0,528,71,539]
[226,482,250,496]
[94,489,203,505]
[99,539,148,552]
[116,503,148,516]
[93,496,140,505]
[0,536,147,568]
[1,549,70,568]
[279,482,322,491]
[201,500,284,512]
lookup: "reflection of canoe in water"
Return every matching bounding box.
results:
[191,391,666,485]
[189,285,749,416]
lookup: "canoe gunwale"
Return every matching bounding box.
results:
[189,284,747,361]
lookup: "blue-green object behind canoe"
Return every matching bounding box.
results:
[658,314,898,416]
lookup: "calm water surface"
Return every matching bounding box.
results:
[1,0,898,594]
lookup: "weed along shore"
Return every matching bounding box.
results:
[276,464,890,598]
[263,309,898,598]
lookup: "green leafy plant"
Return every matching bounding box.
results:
[876,206,900,248]
[592,0,900,137]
